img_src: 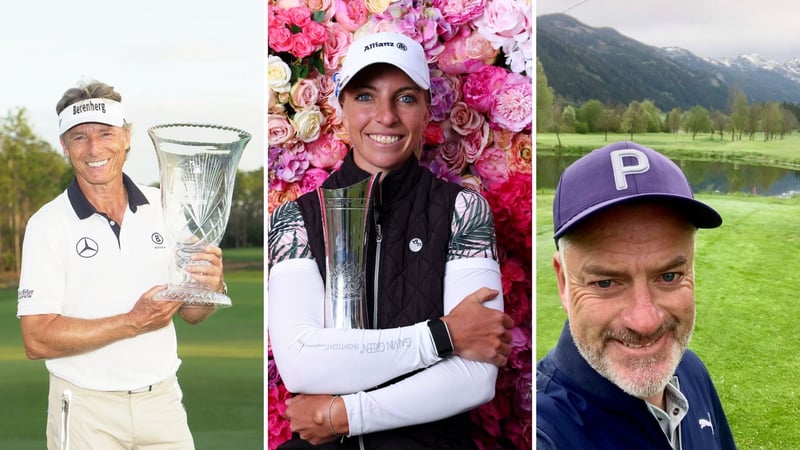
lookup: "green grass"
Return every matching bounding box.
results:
[0,248,263,449]
[536,191,800,450]
[537,132,800,169]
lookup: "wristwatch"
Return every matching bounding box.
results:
[428,318,454,357]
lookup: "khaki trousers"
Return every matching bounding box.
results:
[46,374,195,450]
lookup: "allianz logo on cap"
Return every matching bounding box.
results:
[363,41,408,52]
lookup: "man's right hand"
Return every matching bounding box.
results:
[442,287,514,367]
[127,285,184,334]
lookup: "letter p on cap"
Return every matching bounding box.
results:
[610,149,650,190]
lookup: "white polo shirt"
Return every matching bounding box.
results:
[17,175,180,391]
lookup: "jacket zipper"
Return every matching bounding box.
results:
[372,222,382,329]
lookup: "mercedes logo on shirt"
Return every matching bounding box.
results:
[75,237,99,258]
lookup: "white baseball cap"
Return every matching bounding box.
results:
[332,32,430,114]
[58,98,126,135]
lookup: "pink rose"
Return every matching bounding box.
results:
[317,73,336,98]
[304,132,348,169]
[462,65,507,114]
[424,122,446,145]
[434,0,486,26]
[269,25,294,53]
[291,33,316,59]
[305,20,328,46]
[323,22,352,73]
[438,27,499,74]
[334,0,368,32]
[297,168,331,194]
[471,145,509,189]
[273,0,301,8]
[461,174,484,193]
[267,114,296,146]
[285,6,312,27]
[306,0,335,20]
[490,72,532,132]
[437,140,467,174]
[449,101,484,136]
[289,78,320,110]
[460,121,489,163]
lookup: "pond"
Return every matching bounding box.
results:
[537,153,800,198]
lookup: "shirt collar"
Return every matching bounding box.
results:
[67,173,150,219]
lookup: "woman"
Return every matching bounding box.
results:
[268,32,512,449]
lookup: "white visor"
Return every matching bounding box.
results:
[58,98,126,135]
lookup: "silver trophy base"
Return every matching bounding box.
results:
[154,287,232,307]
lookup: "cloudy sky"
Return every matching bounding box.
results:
[0,0,263,184]
[537,0,800,63]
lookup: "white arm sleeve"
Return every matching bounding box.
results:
[344,257,503,436]
[268,258,440,394]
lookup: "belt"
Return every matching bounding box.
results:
[127,382,159,394]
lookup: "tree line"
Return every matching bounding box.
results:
[0,108,263,277]
[536,59,800,145]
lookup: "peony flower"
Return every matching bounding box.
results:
[462,65,507,114]
[272,144,310,184]
[490,72,532,132]
[267,384,293,449]
[293,108,325,142]
[267,114,296,146]
[434,0,486,26]
[471,145,509,189]
[289,78,320,111]
[297,167,332,194]
[334,0,369,32]
[304,132,348,169]
[267,55,292,94]
[473,0,530,50]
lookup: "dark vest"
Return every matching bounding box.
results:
[287,151,475,449]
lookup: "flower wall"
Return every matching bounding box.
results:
[267,0,532,448]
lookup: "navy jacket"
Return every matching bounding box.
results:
[537,323,737,450]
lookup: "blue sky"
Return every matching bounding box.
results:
[0,0,263,184]
[537,0,800,63]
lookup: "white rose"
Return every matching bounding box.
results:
[293,108,325,143]
[268,55,292,94]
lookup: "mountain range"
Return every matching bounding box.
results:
[536,14,800,111]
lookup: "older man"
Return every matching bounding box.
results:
[537,141,737,449]
[18,80,225,449]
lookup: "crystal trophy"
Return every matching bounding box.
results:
[148,123,251,307]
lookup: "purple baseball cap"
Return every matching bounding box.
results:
[553,141,722,241]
